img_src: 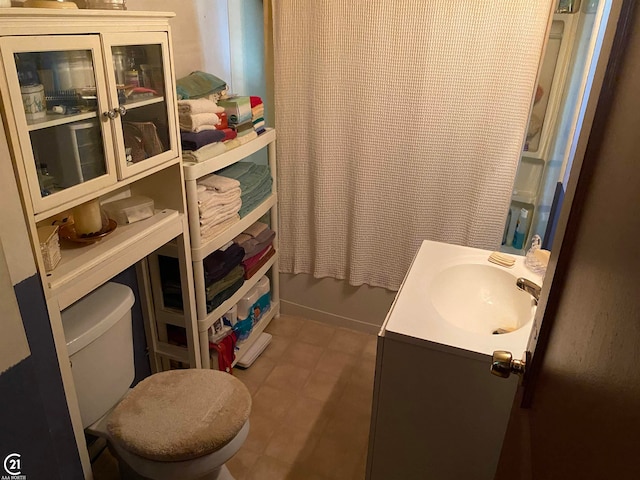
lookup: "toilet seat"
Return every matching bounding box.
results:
[108,420,249,480]
[107,369,251,462]
[90,369,252,480]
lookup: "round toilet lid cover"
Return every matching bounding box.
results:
[106,369,251,462]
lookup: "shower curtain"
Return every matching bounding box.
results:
[273,0,553,290]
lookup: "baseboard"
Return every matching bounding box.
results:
[280,299,381,335]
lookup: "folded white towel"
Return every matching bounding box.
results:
[198,188,241,213]
[200,211,241,236]
[200,198,242,223]
[179,112,220,132]
[198,174,241,193]
[217,131,257,153]
[198,186,241,205]
[236,130,258,146]
[201,215,240,242]
[182,142,227,163]
[178,98,225,115]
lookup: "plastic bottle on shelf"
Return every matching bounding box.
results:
[512,208,530,250]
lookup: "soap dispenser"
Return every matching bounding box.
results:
[512,208,529,250]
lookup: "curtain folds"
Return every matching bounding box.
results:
[273,0,553,290]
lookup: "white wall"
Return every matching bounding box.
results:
[196,0,232,85]
[126,0,204,78]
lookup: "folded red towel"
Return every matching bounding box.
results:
[250,96,263,108]
[221,128,237,141]
[243,247,275,280]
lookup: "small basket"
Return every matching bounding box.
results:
[37,225,61,272]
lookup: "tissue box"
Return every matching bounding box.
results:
[102,195,154,225]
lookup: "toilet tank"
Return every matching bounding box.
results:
[62,282,135,428]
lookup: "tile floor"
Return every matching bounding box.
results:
[93,314,378,480]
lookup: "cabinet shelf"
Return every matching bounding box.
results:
[183,128,276,180]
[50,209,183,309]
[27,110,98,131]
[192,193,278,261]
[124,95,165,110]
[197,252,278,332]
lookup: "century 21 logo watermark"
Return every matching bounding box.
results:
[2,453,27,480]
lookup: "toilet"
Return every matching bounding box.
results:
[62,282,251,480]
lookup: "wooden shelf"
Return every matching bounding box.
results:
[50,209,183,309]
[183,128,276,180]
[192,193,277,261]
[198,252,278,332]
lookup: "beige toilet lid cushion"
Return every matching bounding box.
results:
[107,369,251,462]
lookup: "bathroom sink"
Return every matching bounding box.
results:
[382,240,544,356]
[430,264,535,335]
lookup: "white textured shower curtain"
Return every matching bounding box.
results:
[273,0,553,290]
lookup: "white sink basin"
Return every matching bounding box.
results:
[430,264,535,335]
[383,240,544,356]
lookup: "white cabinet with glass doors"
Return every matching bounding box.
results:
[0,30,178,215]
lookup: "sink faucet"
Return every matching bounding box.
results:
[516,278,541,305]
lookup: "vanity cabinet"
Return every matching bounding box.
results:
[366,241,536,480]
[0,10,199,477]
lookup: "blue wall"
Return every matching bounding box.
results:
[0,275,83,479]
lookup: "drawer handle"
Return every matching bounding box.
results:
[103,110,116,119]
[115,106,127,117]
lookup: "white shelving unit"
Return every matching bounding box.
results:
[150,128,280,369]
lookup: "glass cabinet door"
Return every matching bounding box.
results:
[0,36,117,214]
[103,33,178,179]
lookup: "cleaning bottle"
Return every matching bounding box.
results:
[512,208,529,250]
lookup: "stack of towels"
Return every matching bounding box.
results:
[179,98,224,132]
[250,96,266,135]
[217,162,273,218]
[234,221,276,279]
[197,174,242,242]
[218,96,258,145]
[203,242,245,313]
[179,98,238,163]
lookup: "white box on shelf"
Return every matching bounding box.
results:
[102,195,155,225]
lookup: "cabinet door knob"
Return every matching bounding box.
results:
[115,106,127,117]
[103,110,117,119]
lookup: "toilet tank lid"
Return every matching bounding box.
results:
[62,282,135,356]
